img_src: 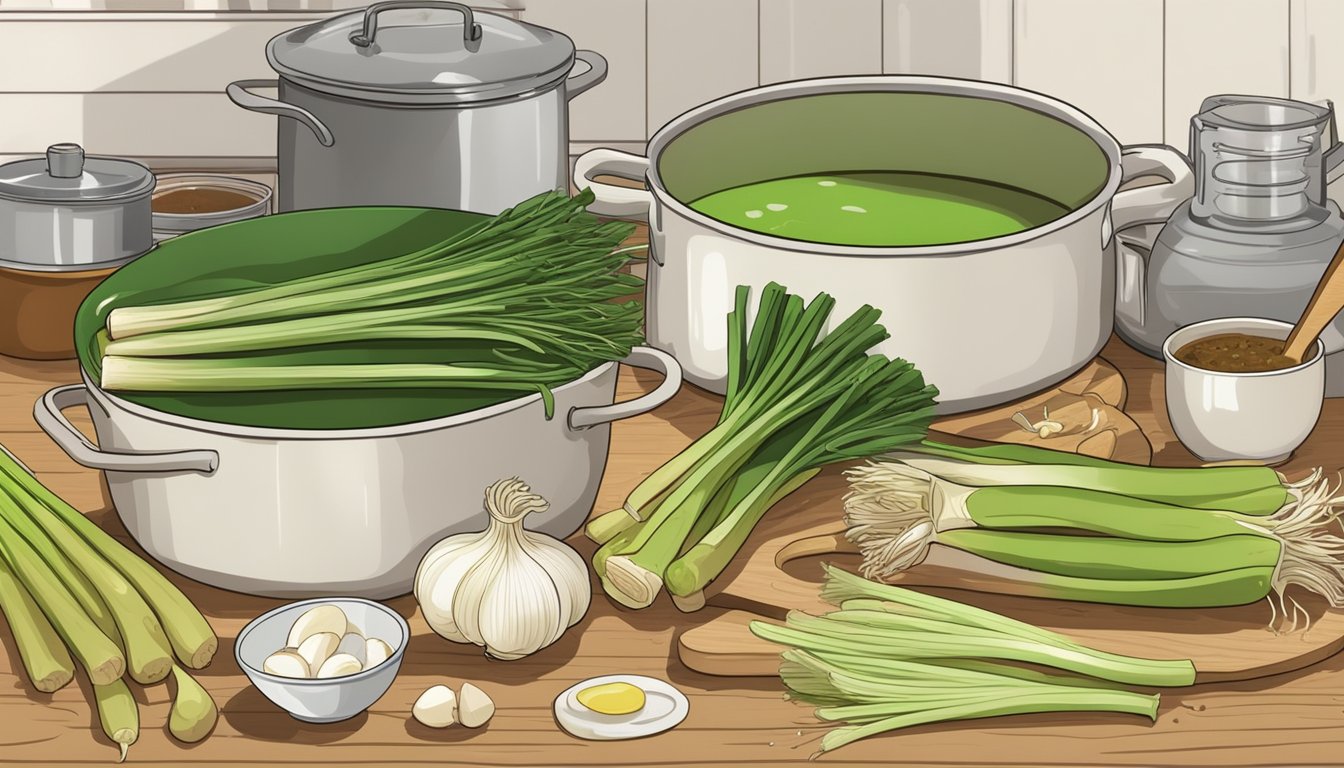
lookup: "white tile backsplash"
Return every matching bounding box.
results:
[1165,0,1291,148]
[1015,0,1164,144]
[0,0,1338,166]
[646,0,758,137]
[520,0,646,142]
[0,1,519,10]
[759,0,882,84]
[883,0,1012,82]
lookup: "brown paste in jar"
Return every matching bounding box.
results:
[1174,332,1298,373]
[153,187,258,214]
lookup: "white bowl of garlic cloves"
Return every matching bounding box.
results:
[235,598,409,723]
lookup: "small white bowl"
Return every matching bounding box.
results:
[1163,317,1325,465]
[235,598,409,723]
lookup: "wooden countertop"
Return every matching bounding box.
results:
[2,337,1344,767]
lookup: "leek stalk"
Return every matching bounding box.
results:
[750,566,1185,754]
[168,665,218,743]
[591,283,938,609]
[93,678,137,763]
[897,440,1296,514]
[0,488,172,684]
[844,459,1344,610]
[0,449,217,668]
[0,554,73,692]
[99,191,645,419]
[0,511,124,685]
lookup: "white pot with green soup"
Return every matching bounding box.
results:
[576,76,1194,413]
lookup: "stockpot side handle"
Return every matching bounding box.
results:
[35,385,219,475]
[1107,145,1194,245]
[569,346,683,430]
[226,79,335,148]
[567,51,609,99]
[573,148,653,223]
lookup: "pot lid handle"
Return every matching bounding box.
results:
[46,143,85,178]
[349,0,482,48]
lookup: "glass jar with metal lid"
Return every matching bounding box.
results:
[0,144,154,360]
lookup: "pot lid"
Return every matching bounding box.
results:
[0,144,155,204]
[268,1,576,105]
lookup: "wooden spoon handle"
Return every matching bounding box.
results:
[1285,238,1344,363]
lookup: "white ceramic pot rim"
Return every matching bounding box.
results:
[1161,317,1325,378]
[641,75,1125,258]
[81,360,616,441]
[234,597,409,686]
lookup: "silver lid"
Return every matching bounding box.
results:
[267,1,577,106]
[0,143,155,204]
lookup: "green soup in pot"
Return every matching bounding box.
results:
[688,171,1071,247]
[654,91,1113,249]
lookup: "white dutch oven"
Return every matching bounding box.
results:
[36,348,680,599]
[576,76,1195,413]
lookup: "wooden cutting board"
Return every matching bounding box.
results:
[673,360,1344,683]
[930,357,1151,464]
[676,476,1344,683]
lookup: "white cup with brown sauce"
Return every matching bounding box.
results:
[1163,317,1325,465]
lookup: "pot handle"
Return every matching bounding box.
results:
[226,79,334,148]
[568,346,682,430]
[573,148,653,222]
[349,1,482,47]
[35,385,219,475]
[567,51,609,99]
[1106,145,1194,246]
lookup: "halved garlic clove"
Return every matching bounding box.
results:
[412,685,458,728]
[287,604,349,648]
[295,632,340,672]
[458,683,495,728]
[335,632,368,666]
[262,650,311,679]
[365,637,393,669]
[315,653,363,679]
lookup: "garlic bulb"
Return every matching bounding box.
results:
[414,478,591,660]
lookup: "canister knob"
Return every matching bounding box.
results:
[46,144,85,179]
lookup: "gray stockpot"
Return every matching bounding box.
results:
[36,347,681,599]
[227,1,607,215]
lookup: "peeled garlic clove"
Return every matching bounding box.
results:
[315,653,363,679]
[412,685,458,728]
[458,682,495,728]
[287,604,348,648]
[365,637,393,669]
[262,650,311,679]
[295,632,340,672]
[335,632,367,666]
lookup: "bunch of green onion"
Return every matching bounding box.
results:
[99,190,644,417]
[751,565,1194,754]
[588,282,939,610]
[843,441,1344,618]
